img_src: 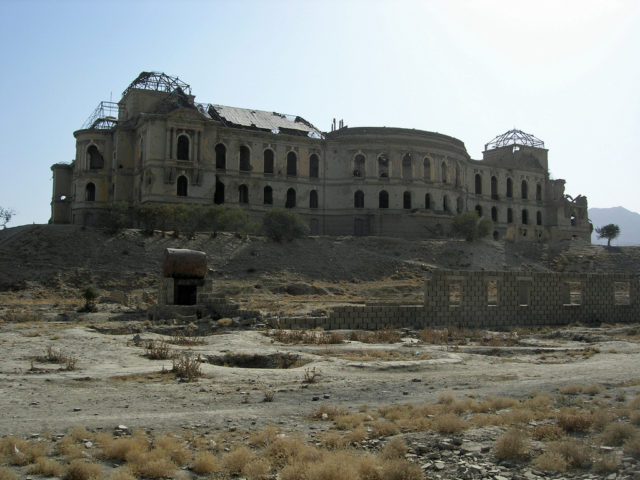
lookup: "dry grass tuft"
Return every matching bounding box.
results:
[305,451,359,480]
[155,435,191,466]
[53,436,84,461]
[192,451,220,474]
[494,428,529,461]
[107,468,137,480]
[171,352,202,381]
[549,439,592,469]
[249,425,281,447]
[532,451,568,472]
[380,437,407,459]
[64,459,103,480]
[379,458,424,480]
[349,327,401,344]
[242,457,271,480]
[623,435,640,458]
[145,340,173,360]
[125,448,176,479]
[583,383,603,396]
[592,453,620,473]
[345,426,368,444]
[560,384,583,395]
[369,420,401,437]
[0,467,18,480]
[601,422,638,446]
[557,410,592,433]
[432,413,469,434]
[222,446,256,475]
[99,435,148,461]
[485,396,519,411]
[0,436,48,465]
[269,329,344,345]
[28,457,65,476]
[68,426,92,442]
[532,424,564,441]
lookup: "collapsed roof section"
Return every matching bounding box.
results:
[203,104,323,138]
[485,129,545,151]
[122,71,192,98]
[81,101,120,130]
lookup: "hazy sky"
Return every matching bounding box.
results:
[1,0,638,226]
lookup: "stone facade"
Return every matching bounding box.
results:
[278,271,639,330]
[50,72,591,241]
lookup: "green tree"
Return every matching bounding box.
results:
[452,211,493,241]
[101,202,129,234]
[0,206,15,229]
[262,209,309,242]
[595,223,620,247]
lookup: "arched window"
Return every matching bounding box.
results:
[239,146,251,171]
[456,197,464,214]
[491,206,498,222]
[177,175,188,197]
[310,190,318,209]
[491,176,498,199]
[522,209,529,225]
[354,190,364,208]
[85,182,96,201]
[475,174,482,195]
[379,190,389,209]
[425,193,431,209]
[353,154,365,177]
[264,149,274,174]
[521,180,528,199]
[536,183,542,201]
[424,157,431,181]
[215,144,226,170]
[506,178,513,198]
[310,154,319,178]
[403,191,412,210]
[455,165,461,186]
[264,186,273,205]
[87,145,104,169]
[441,162,448,184]
[378,155,389,178]
[536,211,542,225]
[443,195,449,212]
[475,205,482,217]
[286,152,297,176]
[238,184,249,204]
[285,188,296,208]
[177,135,189,161]
[507,208,513,223]
[214,178,224,204]
[402,153,412,180]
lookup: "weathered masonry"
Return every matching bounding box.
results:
[279,271,638,330]
[51,71,591,242]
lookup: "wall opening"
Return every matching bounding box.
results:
[487,280,498,306]
[425,193,431,210]
[85,183,96,201]
[521,180,528,199]
[310,154,319,178]
[354,154,365,177]
[522,209,529,225]
[402,153,412,180]
[615,281,631,305]
[506,178,513,198]
[441,162,448,184]
[564,281,582,305]
[238,184,249,204]
[475,174,482,194]
[87,145,104,169]
[286,152,297,176]
[491,176,498,199]
[354,190,364,208]
[239,146,251,171]
[310,218,320,235]
[263,149,274,174]
[177,176,188,197]
[263,186,273,205]
[403,191,412,209]
[354,218,365,236]
[215,143,226,169]
[378,155,389,178]
[448,283,462,307]
[491,206,498,222]
[177,135,189,161]
[379,190,389,208]
[174,283,197,306]
[536,211,542,226]
[285,188,296,208]
[536,183,542,201]
[475,205,482,217]
[310,190,318,209]
[424,157,431,180]
[456,197,463,214]
[518,280,531,306]
[507,208,513,223]
[443,195,449,212]
[214,178,225,204]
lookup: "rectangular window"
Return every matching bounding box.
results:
[518,280,531,306]
[449,283,462,307]
[615,281,631,305]
[487,280,498,306]
[564,281,582,306]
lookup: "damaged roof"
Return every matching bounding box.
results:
[204,104,322,137]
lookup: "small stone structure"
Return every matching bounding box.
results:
[279,271,638,330]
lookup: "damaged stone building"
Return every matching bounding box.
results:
[50,71,590,242]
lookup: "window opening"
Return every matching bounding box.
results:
[536,211,542,225]
[378,155,389,178]
[441,162,448,183]
[615,281,631,305]
[506,178,513,198]
[310,154,319,178]
[449,283,462,306]
[264,149,274,174]
[379,190,389,209]
[487,280,498,306]
[425,193,431,210]
[403,191,412,209]
[310,190,318,209]
[402,153,412,180]
[286,152,297,176]
[353,154,365,177]
[87,145,104,169]
[475,205,482,217]
[215,144,226,170]
[522,209,529,225]
[177,176,188,197]
[214,178,225,204]
[491,176,498,199]
[456,197,463,214]
[521,180,528,199]
[239,146,251,171]
[354,190,364,208]
[285,188,296,208]
[424,157,431,180]
[443,195,449,212]
[536,183,542,201]
[475,174,482,194]
[518,281,531,306]
[177,135,189,161]
[564,281,582,306]
[264,186,273,205]
[238,184,249,204]
[491,206,498,222]
[507,208,513,223]
[85,183,96,201]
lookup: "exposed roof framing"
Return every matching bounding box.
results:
[485,129,545,150]
[81,101,119,130]
[122,71,191,98]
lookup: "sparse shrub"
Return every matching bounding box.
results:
[432,413,469,434]
[623,435,640,458]
[80,286,99,313]
[222,446,255,475]
[242,457,271,480]
[532,424,564,441]
[321,431,347,450]
[485,396,519,411]
[249,425,281,447]
[533,451,568,472]
[64,459,103,480]
[192,451,220,474]
[28,457,65,476]
[379,458,424,480]
[592,453,620,473]
[54,436,84,460]
[349,327,401,344]
[107,468,137,480]
[601,422,638,446]
[155,435,190,466]
[452,211,493,241]
[262,209,309,242]
[100,435,148,461]
[305,451,359,480]
[0,467,18,480]
[171,352,202,381]
[438,392,456,405]
[380,437,407,459]
[630,410,640,426]
[262,387,275,402]
[550,439,592,469]
[560,384,583,395]
[145,340,173,360]
[303,367,319,383]
[369,420,400,437]
[126,449,176,479]
[583,383,603,396]
[494,428,529,461]
[592,408,614,431]
[264,436,309,468]
[0,436,47,465]
[557,410,592,433]
[345,426,368,444]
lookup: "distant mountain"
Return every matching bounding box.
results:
[589,206,640,246]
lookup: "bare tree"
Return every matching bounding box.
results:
[0,207,15,229]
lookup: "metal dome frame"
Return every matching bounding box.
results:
[485,129,544,150]
[121,71,192,98]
